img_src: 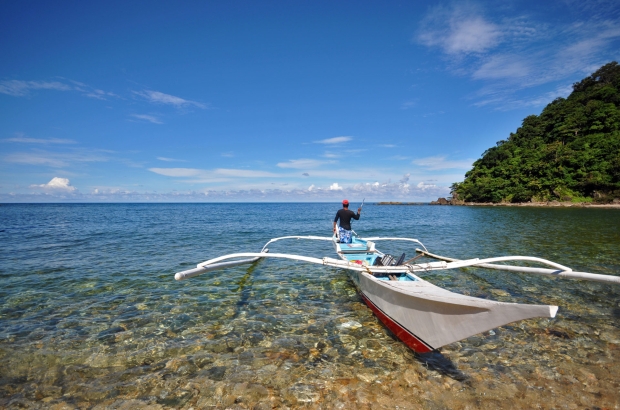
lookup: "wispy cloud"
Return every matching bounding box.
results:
[0,78,120,101]
[412,156,473,170]
[314,136,352,144]
[133,90,207,109]
[277,158,332,169]
[4,150,110,168]
[472,55,530,80]
[157,156,186,162]
[0,80,72,96]
[216,169,280,178]
[3,133,76,144]
[474,83,574,110]
[416,2,620,109]
[148,167,281,180]
[70,81,120,100]
[148,168,202,177]
[130,114,163,124]
[417,4,501,55]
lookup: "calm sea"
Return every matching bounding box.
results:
[1,203,619,409]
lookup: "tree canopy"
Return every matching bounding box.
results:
[453,61,620,203]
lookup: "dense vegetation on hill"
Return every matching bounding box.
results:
[452,62,620,203]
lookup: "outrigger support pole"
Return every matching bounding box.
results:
[416,249,620,284]
[175,251,268,281]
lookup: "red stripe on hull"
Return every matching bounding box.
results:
[360,293,433,353]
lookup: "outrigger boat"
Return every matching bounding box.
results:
[174,235,620,353]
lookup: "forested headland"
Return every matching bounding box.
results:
[452,62,620,204]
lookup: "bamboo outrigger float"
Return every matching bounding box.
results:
[174,235,620,353]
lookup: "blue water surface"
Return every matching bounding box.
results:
[1,203,619,409]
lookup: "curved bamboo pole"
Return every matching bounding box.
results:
[416,249,620,284]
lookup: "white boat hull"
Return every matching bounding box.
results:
[347,269,557,352]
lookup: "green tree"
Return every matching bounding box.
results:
[455,62,620,203]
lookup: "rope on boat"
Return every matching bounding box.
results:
[416,249,620,284]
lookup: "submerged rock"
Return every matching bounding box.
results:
[339,320,362,330]
[202,366,227,381]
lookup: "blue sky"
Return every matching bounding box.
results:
[1,0,619,202]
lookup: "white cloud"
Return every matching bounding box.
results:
[412,156,473,170]
[416,3,620,110]
[3,175,457,202]
[277,158,331,169]
[0,80,72,96]
[215,168,280,178]
[133,90,207,109]
[417,5,501,55]
[156,157,186,162]
[5,151,109,168]
[315,136,352,144]
[289,168,392,181]
[82,88,119,100]
[30,177,77,191]
[475,83,575,110]
[5,153,68,167]
[445,17,501,54]
[3,133,75,144]
[131,114,163,124]
[0,79,119,100]
[148,167,281,179]
[322,152,340,158]
[417,181,437,190]
[149,168,203,177]
[472,55,531,80]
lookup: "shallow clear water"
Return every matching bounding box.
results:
[1,203,619,409]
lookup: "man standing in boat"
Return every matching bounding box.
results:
[333,199,361,243]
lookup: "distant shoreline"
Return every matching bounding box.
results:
[454,202,620,208]
[376,201,620,208]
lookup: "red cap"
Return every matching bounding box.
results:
[342,199,349,205]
